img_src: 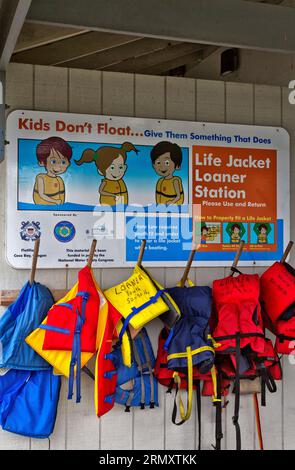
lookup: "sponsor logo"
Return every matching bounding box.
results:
[20,221,41,241]
[54,221,76,243]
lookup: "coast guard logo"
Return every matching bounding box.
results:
[20,221,41,241]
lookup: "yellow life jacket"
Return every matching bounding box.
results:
[258,233,267,244]
[104,265,181,337]
[100,179,128,206]
[156,176,184,205]
[33,174,65,205]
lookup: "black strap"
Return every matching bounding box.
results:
[232,332,242,450]
[214,332,265,341]
[278,333,295,342]
[196,381,201,451]
[82,366,95,381]
[214,371,223,450]
[230,266,243,276]
[261,374,266,407]
[171,382,186,426]
[166,378,174,394]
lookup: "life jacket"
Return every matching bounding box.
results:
[33,174,65,205]
[94,300,132,418]
[156,176,184,205]
[212,271,281,450]
[0,282,54,371]
[26,266,132,406]
[260,261,295,354]
[104,265,181,338]
[109,328,158,411]
[100,178,128,205]
[0,369,61,438]
[155,328,218,396]
[161,285,219,441]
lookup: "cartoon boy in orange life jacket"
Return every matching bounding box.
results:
[257,224,268,244]
[151,141,184,205]
[33,137,72,205]
[75,142,138,206]
[230,223,241,244]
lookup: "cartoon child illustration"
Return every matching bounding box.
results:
[151,141,184,205]
[201,224,209,244]
[230,223,241,244]
[75,142,138,206]
[257,224,268,244]
[33,137,72,205]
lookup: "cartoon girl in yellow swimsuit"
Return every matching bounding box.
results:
[33,137,72,205]
[151,141,184,205]
[75,142,138,206]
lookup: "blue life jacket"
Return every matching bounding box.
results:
[166,286,215,374]
[163,286,216,426]
[0,369,61,438]
[110,328,158,411]
[0,282,54,370]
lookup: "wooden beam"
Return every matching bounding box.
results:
[12,31,139,66]
[26,0,295,53]
[104,43,203,74]
[0,0,31,70]
[0,289,68,307]
[58,37,178,69]
[144,51,202,76]
[14,22,88,53]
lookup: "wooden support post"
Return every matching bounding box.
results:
[87,239,97,267]
[179,248,196,287]
[30,237,40,285]
[231,240,245,271]
[280,241,294,263]
[137,239,146,267]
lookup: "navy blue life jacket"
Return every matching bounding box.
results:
[163,285,216,426]
[166,285,215,374]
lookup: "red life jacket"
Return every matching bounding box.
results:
[42,266,99,353]
[95,302,121,417]
[260,261,295,354]
[212,272,280,450]
[213,273,265,354]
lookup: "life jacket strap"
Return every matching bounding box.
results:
[212,368,223,451]
[196,380,202,451]
[118,289,166,343]
[39,324,70,335]
[138,331,156,408]
[163,327,174,351]
[214,332,265,342]
[68,292,89,403]
[232,332,241,451]
[167,344,215,361]
[171,346,194,425]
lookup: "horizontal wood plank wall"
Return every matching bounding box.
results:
[0,63,292,450]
